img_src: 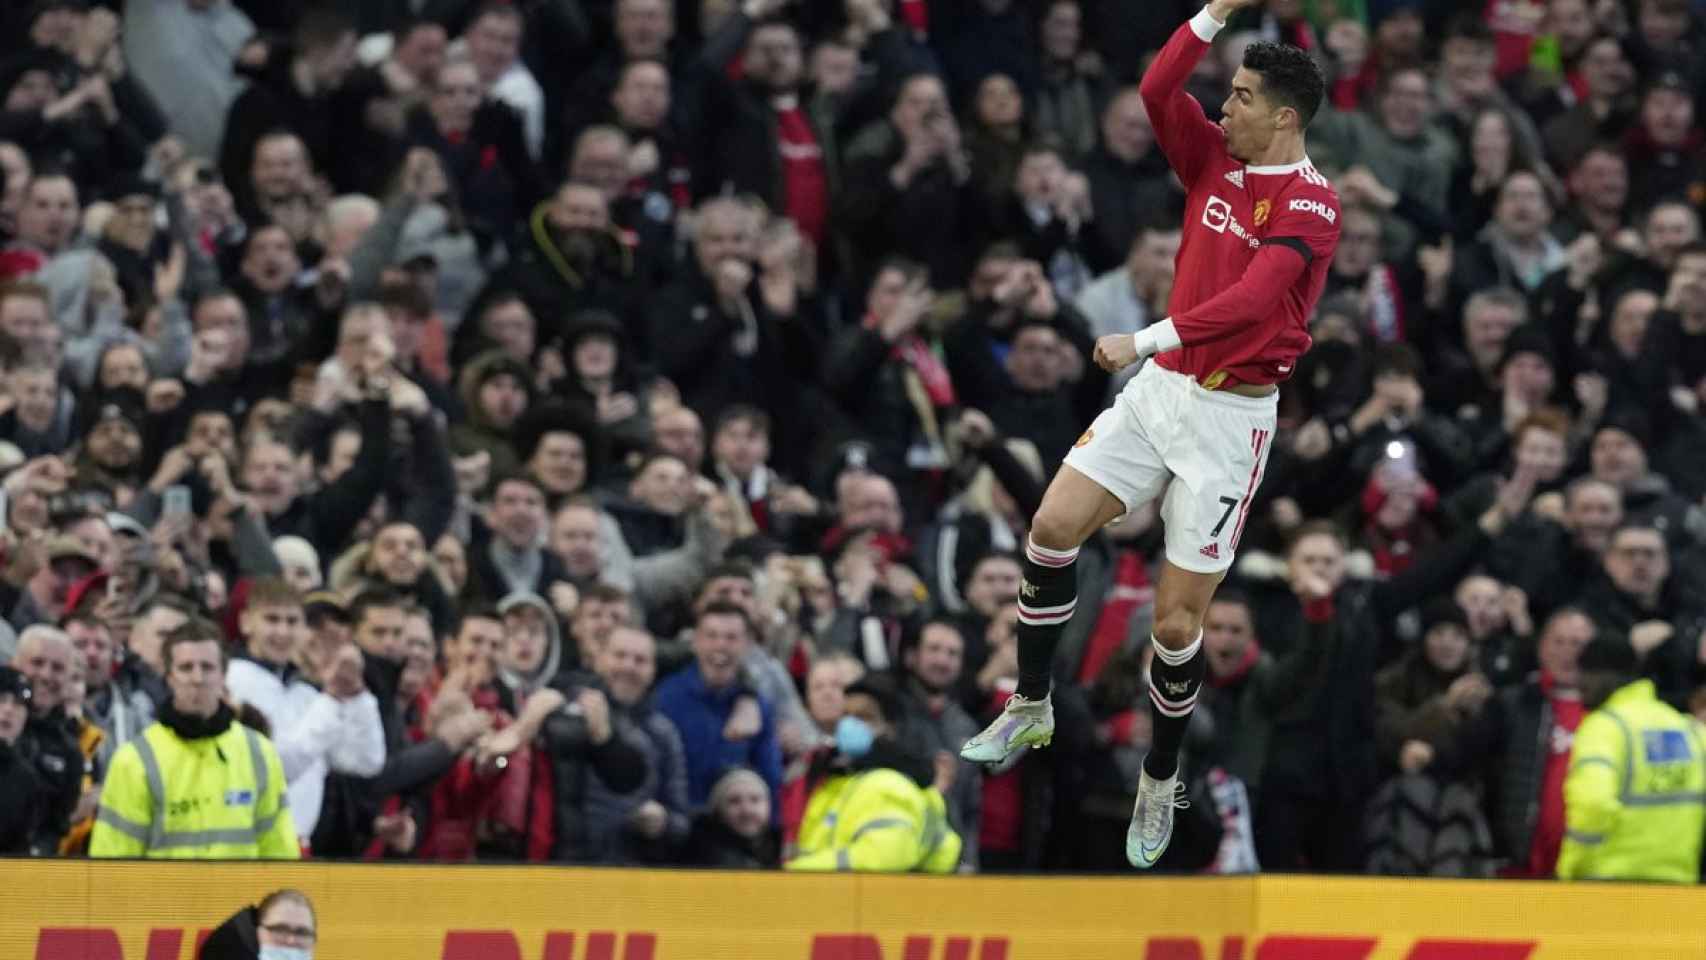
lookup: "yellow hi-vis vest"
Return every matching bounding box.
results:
[90,718,298,860]
[786,768,962,873]
[1558,680,1706,883]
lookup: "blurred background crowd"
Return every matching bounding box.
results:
[0,0,1703,878]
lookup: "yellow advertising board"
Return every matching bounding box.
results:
[5,860,1706,959]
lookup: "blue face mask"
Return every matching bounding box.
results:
[259,947,313,960]
[835,715,875,759]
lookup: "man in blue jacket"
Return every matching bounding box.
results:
[654,602,783,808]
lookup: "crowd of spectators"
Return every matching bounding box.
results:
[0,0,1703,878]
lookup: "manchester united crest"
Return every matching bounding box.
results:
[1074,429,1094,448]
[1253,199,1272,226]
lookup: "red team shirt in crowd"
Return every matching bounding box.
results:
[1139,11,1341,390]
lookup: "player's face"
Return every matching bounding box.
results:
[1220,68,1281,163]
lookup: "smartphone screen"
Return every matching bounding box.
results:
[163,485,192,518]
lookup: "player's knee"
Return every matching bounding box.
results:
[1028,506,1084,553]
[1152,607,1203,652]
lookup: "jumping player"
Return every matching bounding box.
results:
[959,0,1340,869]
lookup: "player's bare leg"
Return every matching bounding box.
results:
[1127,560,1222,867]
[959,465,1125,764]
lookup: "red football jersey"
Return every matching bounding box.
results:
[1138,10,1341,389]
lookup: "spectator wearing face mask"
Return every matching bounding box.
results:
[200,888,319,960]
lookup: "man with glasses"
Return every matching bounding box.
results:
[203,888,319,959]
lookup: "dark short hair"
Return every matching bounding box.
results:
[1372,341,1423,379]
[294,5,356,53]
[162,616,227,672]
[578,583,631,610]
[348,589,406,629]
[695,560,757,604]
[1209,586,1252,612]
[696,600,754,638]
[713,404,770,439]
[378,277,432,317]
[1242,42,1326,128]
[454,604,502,637]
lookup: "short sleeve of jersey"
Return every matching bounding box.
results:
[1263,179,1342,263]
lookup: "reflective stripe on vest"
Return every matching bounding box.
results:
[132,724,279,853]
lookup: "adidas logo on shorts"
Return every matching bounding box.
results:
[1199,542,1221,560]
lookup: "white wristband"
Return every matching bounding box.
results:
[1132,319,1181,359]
[1190,7,1226,42]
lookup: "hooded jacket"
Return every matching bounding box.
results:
[197,904,260,960]
[448,349,534,478]
[496,591,563,696]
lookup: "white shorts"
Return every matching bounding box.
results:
[1062,360,1277,574]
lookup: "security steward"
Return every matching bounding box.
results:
[1558,636,1706,883]
[90,617,298,859]
[787,677,962,873]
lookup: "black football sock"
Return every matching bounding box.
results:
[1015,536,1079,701]
[1143,630,1205,780]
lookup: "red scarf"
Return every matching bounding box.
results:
[1206,637,1262,689]
[862,314,956,407]
[1077,550,1153,684]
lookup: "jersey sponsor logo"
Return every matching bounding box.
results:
[1202,195,1232,232]
[1074,428,1094,447]
[1253,199,1272,226]
[1201,196,1261,249]
[1289,198,1337,223]
[1199,542,1221,560]
[1224,168,1245,188]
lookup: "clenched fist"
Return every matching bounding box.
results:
[1093,334,1140,373]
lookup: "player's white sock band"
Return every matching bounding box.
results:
[1025,538,1079,569]
[1151,630,1203,667]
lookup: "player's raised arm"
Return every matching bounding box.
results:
[1138,0,1264,186]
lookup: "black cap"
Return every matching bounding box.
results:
[104,173,161,204]
[0,665,31,704]
[1420,597,1469,635]
[1498,325,1555,373]
[1594,406,1653,449]
[1645,69,1692,98]
[1578,636,1638,675]
[82,387,145,440]
[564,309,625,350]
